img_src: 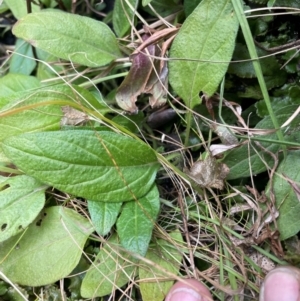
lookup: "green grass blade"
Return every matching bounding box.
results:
[231,0,286,155]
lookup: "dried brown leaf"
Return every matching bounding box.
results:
[184,156,229,190]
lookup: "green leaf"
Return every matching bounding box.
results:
[142,0,181,17]
[117,185,160,256]
[4,0,40,19]
[275,0,300,7]
[139,230,183,301]
[36,49,64,82]
[0,83,109,147]
[184,0,202,17]
[0,175,46,242]
[256,85,300,117]
[0,87,65,144]
[0,2,9,14]
[113,0,138,37]
[13,9,122,67]
[80,234,136,298]
[267,0,276,6]
[142,0,152,6]
[0,73,40,97]
[228,43,287,89]
[0,206,93,286]
[2,131,159,202]
[9,39,36,75]
[112,111,145,133]
[58,84,111,113]
[0,76,62,160]
[88,200,122,236]
[224,105,300,179]
[266,151,300,240]
[169,0,239,108]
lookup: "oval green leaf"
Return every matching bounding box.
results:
[0,75,62,160]
[0,206,93,286]
[0,82,100,146]
[142,0,152,6]
[88,200,122,236]
[267,150,300,240]
[0,73,40,97]
[113,0,138,37]
[0,175,47,242]
[169,0,239,108]
[223,105,300,180]
[2,130,159,202]
[117,184,160,256]
[9,39,36,75]
[12,9,122,67]
[81,234,135,298]
[5,0,40,19]
[139,230,183,301]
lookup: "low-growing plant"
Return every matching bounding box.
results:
[1,0,300,300]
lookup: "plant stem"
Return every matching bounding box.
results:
[184,110,192,147]
[231,0,286,156]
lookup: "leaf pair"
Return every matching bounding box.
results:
[0,74,109,161]
[88,184,160,256]
[116,0,239,112]
[0,129,160,286]
[1,129,159,247]
[12,0,239,112]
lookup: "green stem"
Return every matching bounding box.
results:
[79,71,129,89]
[236,135,300,147]
[184,110,192,147]
[223,246,239,301]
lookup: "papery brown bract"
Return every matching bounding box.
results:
[185,156,229,190]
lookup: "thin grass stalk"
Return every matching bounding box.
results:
[219,246,225,301]
[231,0,286,156]
[222,244,239,301]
